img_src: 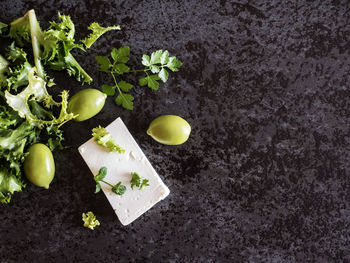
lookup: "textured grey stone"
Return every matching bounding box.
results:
[0,0,350,262]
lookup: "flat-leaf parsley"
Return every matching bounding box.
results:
[94,167,126,195]
[96,47,182,110]
[130,172,149,190]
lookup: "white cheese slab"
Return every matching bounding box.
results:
[78,117,170,226]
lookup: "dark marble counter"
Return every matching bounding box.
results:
[1,0,350,262]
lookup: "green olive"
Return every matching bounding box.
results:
[67,89,107,122]
[147,115,191,145]
[23,143,55,189]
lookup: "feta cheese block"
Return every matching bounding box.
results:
[78,117,170,226]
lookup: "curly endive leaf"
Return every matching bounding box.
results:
[82,211,100,230]
[0,22,7,35]
[0,168,23,204]
[92,126,125,153]
[5,67,76,127]
[81,22,120,49]
[0,55,9,88]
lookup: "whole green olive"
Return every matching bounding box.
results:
[23,143,55,189]
[67,89,107,122]
[147,115,191,145]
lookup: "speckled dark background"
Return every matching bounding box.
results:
[1,0,350,262]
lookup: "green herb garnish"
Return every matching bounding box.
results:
[94,167,126,195]
[82,211,100,230]
[130,172,149,190]
[92,126,125,153]
[96,47,182,110]
[111,182,127,195]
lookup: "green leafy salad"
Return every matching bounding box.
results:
[0,9,182,206]
[0,10,118,204]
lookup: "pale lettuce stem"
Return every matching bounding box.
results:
[0,55,9,73]
[27,10,44,79]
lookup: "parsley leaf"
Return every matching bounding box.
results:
[102,84,115,96]
[96,56,111,72]
[111,182,126,195]
[111,46,130,63]
[116,46,130,57]
[158,68,168,83]
[140,179,150,190]
[118,81,133,92]
[141,54,151,66]
[160,50,169,65]
[94,167,127,196]
[95,182,101,194]
[150,65,160,73]
[147,75,160,90]
[130,172,149,190]
[115,93,134,110]
[113,63,130,74]
[138,77,147,86]
[94,166,107,182]
[130,172,141,189]
[150,50,163,64]
[139,75,160,90]
[110,48,118,61]
[166,56,183,72]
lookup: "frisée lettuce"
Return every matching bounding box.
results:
[7,10,119,84]
[0,9,119,203]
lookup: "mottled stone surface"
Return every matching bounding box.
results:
[1,0,350,262]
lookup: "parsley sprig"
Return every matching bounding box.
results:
[94,167,126,195]
[96,47,182,110]
[130,172,149,190]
